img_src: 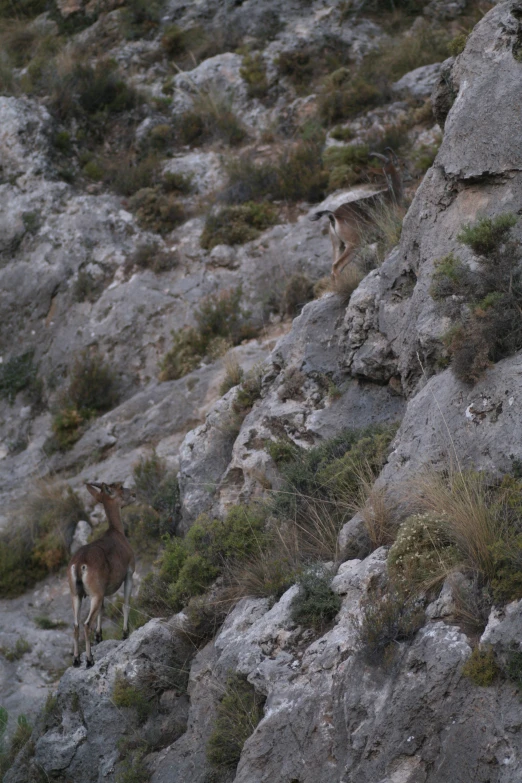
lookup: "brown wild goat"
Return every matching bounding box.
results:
[68,482,136,668]
[310,148,404,279]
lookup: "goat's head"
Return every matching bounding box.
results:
[368,148,399,166]
[86,482,136,507]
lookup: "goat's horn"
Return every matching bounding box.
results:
[384,147,399,164]
[368,151,388,162]
[86,481,103,488]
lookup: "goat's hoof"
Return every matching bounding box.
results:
[72,657,81,668]
[122,630,129,640]
[86,657,94,668]
[95,632,103,644]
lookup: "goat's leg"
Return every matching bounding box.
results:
[83,595,103,668]
[94,599,104,644]
[332,245,356,280]
[72,593,82,667]
[122,569,134,640]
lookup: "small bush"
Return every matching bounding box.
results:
[51,350,119,450]
[240,51,268,99]
[160,287,259,381]
[275,141,329,202]
[207,674,265,772]
[266,439,299,465]
[462,647,500,686]
[106,154,157,197]
[130,453,179,539]
[504,647,522,689]
[83,160,104,181]
[126,242,179,274]
[291,568,341,631]
[129,187,185,234]
[388,512,460,594]
[430,213,522,383]
[276,39,352,94]
[319,70,382,125]
[0,351,39,404]
[354,587,425,666]
[113,673,153,724]
[200,202,278,250]
[278,366,305,401]
[0,637,31,662]
[231,364,264,417]
[121,0,162,40]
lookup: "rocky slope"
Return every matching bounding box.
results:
[4,0,522,781]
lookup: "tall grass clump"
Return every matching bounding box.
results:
[430,213,521,383]
[177,92,247,147]
[200,202,278,250]
[412,470,522,603]
[0,711,32,778]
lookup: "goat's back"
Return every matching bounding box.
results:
[68,530,134,597]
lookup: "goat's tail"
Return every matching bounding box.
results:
[309,210,333,222]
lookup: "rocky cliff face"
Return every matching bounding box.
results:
[3,0,522,781]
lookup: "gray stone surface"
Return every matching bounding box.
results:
[392,62,443,98]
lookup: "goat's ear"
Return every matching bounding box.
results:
[86,483,103,501]
[101,482,114,496]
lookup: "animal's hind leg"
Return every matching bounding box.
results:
[122,569,134,640]
[95,599,104,644]
[72,593,82,667]
[332,245,355,280]
[83,594,103,668]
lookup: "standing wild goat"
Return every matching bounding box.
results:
[68,482,136,668]
[310,148,403,279]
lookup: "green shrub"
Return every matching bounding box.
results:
[354,587,425,666]
[0,0,47,18]
[276,39,352,94]
[219,355,244,396]
[160,287,259,381]
[129,187,185,234]
[462,647,499,686]
[231,364,264,416]
[83,160,104,181]
[106,154,158,197]
[430,213,522,383]
[139,504,267,617]
[388,512,460,594]
[291,568,341,630]
[0,351,38,404]
[200,202,278,250]
[0,637,31,662]
[240,51,268,98]
[503,646,522,689]
[319,70,382,125]
[207,674,265,772]
[162,171,192,194]
[266,438,299,465]
[125,241,178,274]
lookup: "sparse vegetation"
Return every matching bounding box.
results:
[200,202,278,250]
[159,287,259,381]
[430,213,521,383]
[281,274,315,317]
[207,674,265,773]
[177,93,247,147]
[34,616,67,630]
[462,646,500,686]
[0,711,31,778]
[125,241,179,274]
[0,637,31,662]
[219,355,244,396]
[331,265,364,304]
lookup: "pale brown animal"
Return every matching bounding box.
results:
[310,148,404,279]
[68,482,136,668]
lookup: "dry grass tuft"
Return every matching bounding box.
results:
[331,265,364,304]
